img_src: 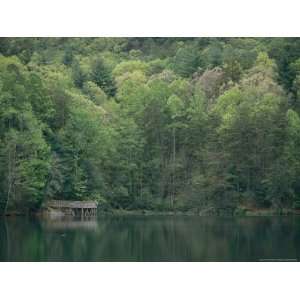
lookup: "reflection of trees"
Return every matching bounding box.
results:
[0,219,9,261]
[40,216,300,261]
[0,218,45,261]
[1,217,300,261]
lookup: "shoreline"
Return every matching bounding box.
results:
[2,207,300,218]
[102,208,300,217]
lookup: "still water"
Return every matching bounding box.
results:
[1,216,300,261]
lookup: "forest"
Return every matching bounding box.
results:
[1,37,300,214]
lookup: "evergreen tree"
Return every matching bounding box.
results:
[91,58,116,96]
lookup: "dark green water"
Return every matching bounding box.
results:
[1,216,300,261]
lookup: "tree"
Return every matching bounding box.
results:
[212,53,286,207]
[1,37,300,215]
[72,60,86,88]
[172,46,200,77]
[196,67,225,109]
[91,58,116,96]
[0,58,50,211]
[62,47,74,66]
[83,81,107,105]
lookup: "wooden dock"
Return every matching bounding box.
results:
[45,200,98,217]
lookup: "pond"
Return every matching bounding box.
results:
[1,216,300,261]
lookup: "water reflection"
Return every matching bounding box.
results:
[42,218,98,231]
[1,216,300,261]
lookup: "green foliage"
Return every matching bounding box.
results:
[1,38,300,214]
[113,60,149,77]
[0,57,51,210]
[91,58,116,96]
[62,47,74,66]
[172,46,200,77]
[82,81,107,105]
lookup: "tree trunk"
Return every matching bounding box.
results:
[171,126,176,210]
[5,138,16,215]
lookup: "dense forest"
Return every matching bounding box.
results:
[1,37,300,214]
